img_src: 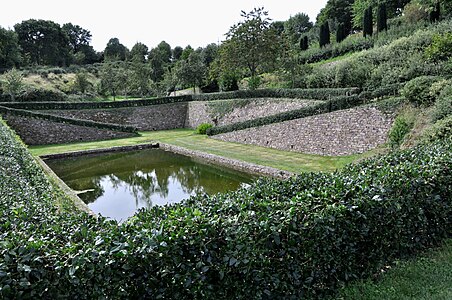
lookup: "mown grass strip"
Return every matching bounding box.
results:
[29,129,365,173]
[338,239,452,300]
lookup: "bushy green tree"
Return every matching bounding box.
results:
[104,38,128,61]
[2,68,23,101]
[0,27,22,69]
[220,7,281,85]
[14,19,71,66]
[73,71,90,94]
[174,51,205,93]
[130,42,148,63]
[62,23,92,53]
[100,63,123,100]
[284,13,313,44]
[316,0,354,35]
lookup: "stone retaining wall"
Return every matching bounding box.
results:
[186,98,321,128]
[42,103,188,131]
[214,107,394,156]
[3,115,135,145]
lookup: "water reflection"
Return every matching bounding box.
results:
[46,149,256,221]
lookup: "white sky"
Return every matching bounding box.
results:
[0,0,328,51]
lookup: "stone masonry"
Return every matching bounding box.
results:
[186,98,322,128]
[3,115,135,145]
[43,102,188,131]
[213,107,394,156]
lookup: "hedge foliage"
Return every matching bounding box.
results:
[0,89,68,103]
[0,106,138,134]
[0,88,360,111]
[207,94,364,136]
[0,118,450,299]
[0,95,192,111]
[193,87,360,102]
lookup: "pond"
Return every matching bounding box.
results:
[45,149,257,221]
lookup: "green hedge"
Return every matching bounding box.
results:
[193,87,360,101]
[207,95,363,136]
[0,89,360,111]
[0,106,138,134]
[0,118,450,298]
[0,95,192,110]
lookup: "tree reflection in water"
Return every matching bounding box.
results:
[46,149,256,220]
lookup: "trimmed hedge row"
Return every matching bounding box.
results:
[0,95,192,111]
[207,94,363,136]
[193,87,360,101]
[0,118,450,299]
[0,106,138,134]
[0,89,68,103]
[0,88,359,111]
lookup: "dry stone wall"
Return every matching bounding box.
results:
[42,103,188,131]
[213,107,394,156]
[3,115,135,145]
[186,98,322,128]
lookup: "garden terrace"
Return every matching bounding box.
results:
[0,116,450,298]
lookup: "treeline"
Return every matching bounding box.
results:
[0,0,451,99]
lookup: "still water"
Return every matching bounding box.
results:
[46,149,256,221]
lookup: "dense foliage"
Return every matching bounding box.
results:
[0,117,450,298]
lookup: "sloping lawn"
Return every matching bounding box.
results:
[29,129,370,173]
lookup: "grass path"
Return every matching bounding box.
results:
[29,129,367,173]
[338,239,452,299]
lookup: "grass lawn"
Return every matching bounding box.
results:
[29,129,370,173]
[338,239,452,300]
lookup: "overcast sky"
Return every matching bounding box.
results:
[0,0,328,51]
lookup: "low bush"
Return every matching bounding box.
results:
[196,123,213,134]
[388,114,414,149]
[17,88,68,102]
[402,76,441,106]
[423,115,452,142]
[0,117,450,299]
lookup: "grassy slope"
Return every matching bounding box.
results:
[338,239,452,300]
[29,129,366,173]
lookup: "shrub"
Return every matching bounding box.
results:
[17,88,68,102]
[195,123,213,134]
[401,76,441,105]
[388,114,414,149]
[431,95,452,122]
[425,32,452,62]
[423,115,452,141]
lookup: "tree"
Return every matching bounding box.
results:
[174,51,205,93]
[316,0,353,37]
[73,71,90,94]
[129,60,151,97]
[377,3,388,33]
[14,19,71,66]
[104,38,128,61]
[300,36,309,51]
[430,1,441,22]
[353,0,410,29]
[172,46,183,61]
[0,27,22,69]
[319,22,330,48]
[336,23,346,43]
[284,13,313,44]
[62,23,92,53]
[130,42,149,62]
[363,7,373,37]
[271,21,285,35]
[221,7,281,85]
[2,68,23,101]
[100,63,122,100]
